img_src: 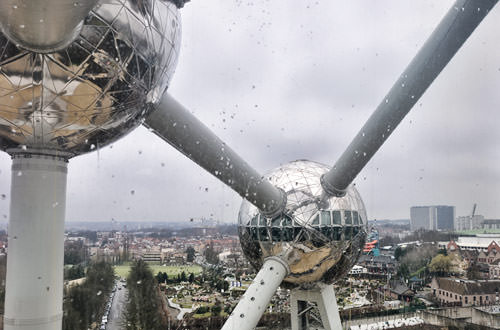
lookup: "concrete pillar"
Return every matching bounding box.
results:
[4,153,68,330]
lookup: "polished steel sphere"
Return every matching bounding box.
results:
[0,0,181,156]
[239,160,368,287]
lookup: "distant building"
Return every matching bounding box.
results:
[431,277,500,306]
[483,219,500,230]
[410,205,455,231]
[456,215,484,231]
[141,250,161,263]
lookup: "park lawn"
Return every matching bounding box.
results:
[457,229,500,235]
[114,264,202,278]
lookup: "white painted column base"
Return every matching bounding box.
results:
[4,154,68,330]
[221,256,289,330]
[290,283,342,330]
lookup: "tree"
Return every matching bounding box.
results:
[180,271,187,282]
[186,246,196,263]
[429,254,453,276]
[189,273,195,283]
[125,260,167,330]
[394,246,404,261]
[204,243,219,265]
[211,304,222,316]
[397,263,410,279]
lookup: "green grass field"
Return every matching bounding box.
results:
[114,264,203,278]
[457,229,500,235]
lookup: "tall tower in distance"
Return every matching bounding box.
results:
[410,205,455,231]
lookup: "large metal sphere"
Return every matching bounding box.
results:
[239,160,368,288]
[0,0,181,156]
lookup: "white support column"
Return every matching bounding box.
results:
[4,154,68,330]
[290,283,342,330]
[221,256,289,330]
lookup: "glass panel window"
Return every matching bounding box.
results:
[321,211,331,225]
[283,227,294,241]
[251,215,258,226]
[271,228,281,241]
[333,211,341,225]
[311,214,320,225]
[344,226,352,240]
[345,211,352,225]
[259,228,269,241]
[353,211,359,225]
[333,227,342,240]
[259,215,266,226]
[282,216,292,227]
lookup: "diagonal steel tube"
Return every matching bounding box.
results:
[0,0,98,52]
[144,93,287,219]
[321,0,498,197]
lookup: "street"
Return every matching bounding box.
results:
[106,281,128,330]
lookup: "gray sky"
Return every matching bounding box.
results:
[1,0,500,224]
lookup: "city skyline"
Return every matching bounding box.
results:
[1,0,500,223]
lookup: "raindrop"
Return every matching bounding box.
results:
[52,202,59,208]
[90,144,96,150]
[0,194,5,200]
[204,188,209,192]
[19,24,25,29]
[17,171,22,177]
[97,290,102,296]
[130,190,135,195]
[161,162,165,167]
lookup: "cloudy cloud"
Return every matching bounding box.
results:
[1,0,499,224]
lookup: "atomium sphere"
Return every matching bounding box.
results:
[239,160,368,288]
[0,0,181,156]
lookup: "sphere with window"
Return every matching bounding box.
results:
[238,160,368,287]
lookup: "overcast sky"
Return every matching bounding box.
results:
[1,0,500,224]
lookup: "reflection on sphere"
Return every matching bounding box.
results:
[239,160,368,287]
[0,0,181,155]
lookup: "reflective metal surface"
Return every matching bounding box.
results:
[0,0,99,52]
[0,0,181,156]
[239,160,368,288]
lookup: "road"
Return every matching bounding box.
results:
[107,281,128,330]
